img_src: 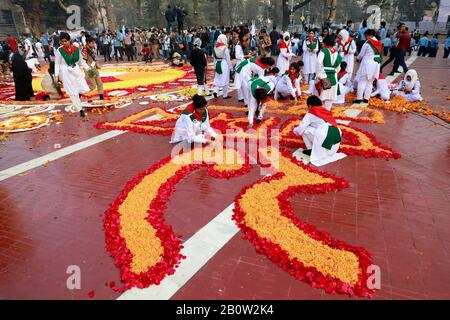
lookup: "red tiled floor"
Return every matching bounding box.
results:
[0,56,449,299]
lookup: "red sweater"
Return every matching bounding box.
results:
[8,36,18,53]
[396,30,411,50]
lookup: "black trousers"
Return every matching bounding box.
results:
[103,44,111,61]
[125,44,134,61]
[428,47,438,57]
[418,46,428,57]
[391,48,408,73]
[444,48,449,59]
[194,66,206,85]
[380,47,396,72]
[43,45,50,62]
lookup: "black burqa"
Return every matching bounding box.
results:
[11,53,34,101]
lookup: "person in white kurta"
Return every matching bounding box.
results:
[235,57,274,107]
[315,35,342,110]
[335,62,352,104]
[276,32,295,74]
[293,95,346,166]
[275,62,302,100]
[354,29,382,103]
[392,69,423,102]
[371,73,390,101]
[213,34,233,99]
[337,29,356,76]
[247,72,278,127]
[170,94,218,144]
[54,32,90,114]
[234,34,251,101]
[302,31,319,94]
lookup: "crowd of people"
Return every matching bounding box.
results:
[1,16,449,163]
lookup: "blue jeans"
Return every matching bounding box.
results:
[163,49,169,59]
[166,22,172,34]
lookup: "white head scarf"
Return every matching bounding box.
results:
[404,69,418,91]
[193,37,202,48]
[214,34,228,59]
[338,29,349,44]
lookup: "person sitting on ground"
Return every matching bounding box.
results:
[392,69,423,102]
[274,61,303,101]
[370,73,390,101]
[41,61,62,100]
[171,51,184,67]
[170,94,217,144]
[334,61,352,104]
[293,95,346,166]
[142,43,152,63]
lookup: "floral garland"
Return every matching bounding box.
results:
[104,146,252,289]
[232,147,374,297]
[207,104,385,123]
[278,118,400,159]
[0,114,49,132]
[95,107,180,136]
[0,112,63,132]
[370,96,450,123]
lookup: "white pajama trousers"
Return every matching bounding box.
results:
[357,78,373,100]
[213,84,229,98]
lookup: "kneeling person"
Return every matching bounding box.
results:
[392,69,423,102]
[371,73,390,101]
[247,68,278,127]
[170,94,217,144]
[293,95,346,166]
[275,61,303,101]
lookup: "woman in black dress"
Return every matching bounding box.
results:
[11,53,34,101]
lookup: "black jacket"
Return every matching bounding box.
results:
[165,9,175,23]
[190,48,207,68]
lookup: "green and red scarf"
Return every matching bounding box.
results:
[182,103,207,123]
[309,106,341,150]
[322,47,342,87]
[288,70,300,84]
[59,45,80,66]
[338,37,353,55]
[367,38,383,63]
[306,37,318,50]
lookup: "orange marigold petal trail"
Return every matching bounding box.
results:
[104,145,251,289]
[233,147,374,297]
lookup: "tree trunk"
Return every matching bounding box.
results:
[136,0,143,27]
[103,0,117,31]
[218,0,223,26]
[193,0,199,26]
[282,0,290,31]
[26,0,41,36]
[227,0,233,26]
[329,0,337,23]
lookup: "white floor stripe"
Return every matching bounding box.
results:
[118,204,239,300]
[0,90,230,182]
[0,130,123,182]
